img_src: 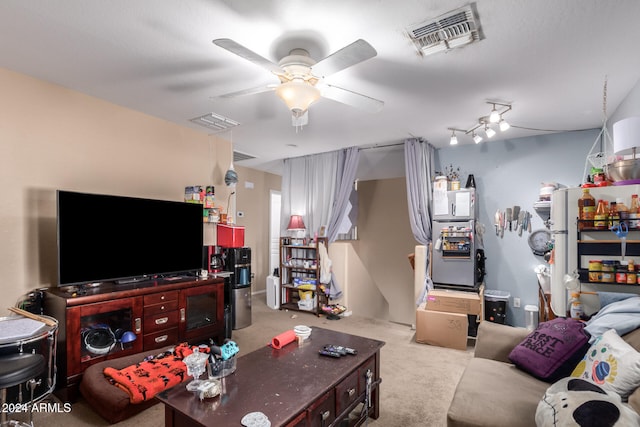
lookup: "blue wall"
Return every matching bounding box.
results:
[436,129,601,327]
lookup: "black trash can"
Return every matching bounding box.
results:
[484,290,510,324]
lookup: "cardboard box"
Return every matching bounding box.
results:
[426,289,481,316]
[416,304,468,351]
[217,224,245,248]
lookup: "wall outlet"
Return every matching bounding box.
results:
[513,297,521,308]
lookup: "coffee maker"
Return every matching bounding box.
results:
[203,245,224,273]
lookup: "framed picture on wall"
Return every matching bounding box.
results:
[318,225,327,238]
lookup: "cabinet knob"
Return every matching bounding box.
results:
[161,295,165,300]
[348,388,356,397]
[321,410,330,421]
[180,308,185,322]
[155,317,168,325]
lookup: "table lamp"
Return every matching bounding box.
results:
[287,215,306,239]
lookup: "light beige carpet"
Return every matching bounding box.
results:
[24,296,473,426]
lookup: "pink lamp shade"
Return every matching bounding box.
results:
[287,215,306,230]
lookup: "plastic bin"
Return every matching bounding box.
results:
[484,290,510,324]
[524,305,539,331]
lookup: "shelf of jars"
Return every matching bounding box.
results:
[576,218,640,287]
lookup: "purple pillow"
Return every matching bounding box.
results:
[508,318,590,382]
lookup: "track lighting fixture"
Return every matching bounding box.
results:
[446,101,512,145]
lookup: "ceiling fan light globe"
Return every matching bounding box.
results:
[275,80,321,115]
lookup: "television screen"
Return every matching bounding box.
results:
[57,190,203,286]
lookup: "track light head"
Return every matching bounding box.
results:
[449,129,458,145]
[473,132,482,144]
[499,119,510,131]
[485,125,496,138]
[489,104,500,123]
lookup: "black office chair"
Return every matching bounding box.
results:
[0,352,45,427]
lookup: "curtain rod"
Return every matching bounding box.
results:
[358,142,404,151]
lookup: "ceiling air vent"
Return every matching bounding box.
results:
[406,4,481,56]
[190,112,240,132]
[233,151,256,162]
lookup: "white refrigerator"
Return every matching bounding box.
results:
[549,185,640,316]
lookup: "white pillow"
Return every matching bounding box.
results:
[536,377,640,427]
[571,329,640,399]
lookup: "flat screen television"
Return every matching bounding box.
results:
[57,190,203,286]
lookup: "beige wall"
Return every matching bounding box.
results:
[232,165,281,293]
[0,67,248,308]
[330,178,416,325]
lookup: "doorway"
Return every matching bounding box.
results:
[269,190,281,275]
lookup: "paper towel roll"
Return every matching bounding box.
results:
[271,330,296,349]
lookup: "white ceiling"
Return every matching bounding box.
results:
[2,1,640,179]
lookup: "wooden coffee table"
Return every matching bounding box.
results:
[157,327,384,427]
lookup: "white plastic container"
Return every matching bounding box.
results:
[524,305,539,331]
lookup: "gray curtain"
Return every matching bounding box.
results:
[281,147,360,300]
[404,138,436,299]
[281,147,360,240]
[281,151,338,236]
[327,147,360,243]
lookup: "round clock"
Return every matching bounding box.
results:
[528,228,552,256]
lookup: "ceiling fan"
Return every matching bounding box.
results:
[212,38,384,126]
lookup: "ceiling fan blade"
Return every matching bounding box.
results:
[213,38,284,75]
[312,39,377,78]
[212,84,277,99]
[321,84,384,113]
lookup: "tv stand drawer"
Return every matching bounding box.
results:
[143,328,179,350]
[144,291,179,306]
[144,300,179,315]
[144,310,179,333]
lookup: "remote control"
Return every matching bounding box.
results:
[319,349,342,358]
[323,345,346,355]
[343,347,357,355]
[324,345,357,355]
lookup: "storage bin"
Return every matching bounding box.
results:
[484,290,510,324]
[217,224,245,248]
[524,305,539,331]
[297,296,316,311]
[208,356,236,379]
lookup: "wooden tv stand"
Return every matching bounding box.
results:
[44,276,225,400]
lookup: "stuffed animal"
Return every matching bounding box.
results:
[536,377,640,426]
